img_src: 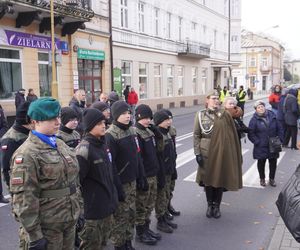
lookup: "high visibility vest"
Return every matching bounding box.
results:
[238,90,246,102]
[219,90,229,102]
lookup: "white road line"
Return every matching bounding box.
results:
[243,151,286,189]
[176,143,183,148]
[176,149,195,169]
[184,149,249,182]
[176,132,193,142]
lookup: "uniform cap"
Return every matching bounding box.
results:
[82,108,106,132]
[153,110,170,126]
[135,104,153,121]
[61,107,78,125]
[91,101,109,112]
[28,97,60,121]
[111,100,131,121]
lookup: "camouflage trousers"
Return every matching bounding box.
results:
[155,174,172,218]
[110,181,136,247]
[79,215,112,250]
[19,226,28,250]
[135,176,157,226]
[169,179,176,201]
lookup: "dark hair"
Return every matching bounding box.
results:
[28,88,33,92]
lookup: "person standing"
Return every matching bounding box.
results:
[69,89,86,135]
[269,85,281,115]
[99,92,108,103]
[10,97,81,249]
[277,88,289,139]
[0,104,8,203]
[26,89,38,103]
[91,101,111,129]
[219,86,230,104]
[123,85,130,103]
[15,88,26,110]
[76,108,119,250]
[248,100,284,186]
[236,85,246,114]
[283,88,299,149]
[193,90,243,218]
[127,87,139,119]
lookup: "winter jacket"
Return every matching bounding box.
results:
[0,108,8,137]
[248,110,283,160]
[15,92,25,109]
[127,91,138,105]
[26,94,38,103]
[277,95,286,121]
[283,90,299,126]
[57,126,81,149]
[76,134,119,220]
[269,92,281,110]
[69,98,85,134]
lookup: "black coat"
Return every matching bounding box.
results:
[26,94,38,103]
[69,98,85,134]
[76,134,119,220]
[15,92,25,109]
[283,91,299,126]
[0,109,8,137]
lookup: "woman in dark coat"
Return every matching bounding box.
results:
[248,100,284,187]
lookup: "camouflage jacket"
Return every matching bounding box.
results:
[57,126,81,149]
[10,132,81,242]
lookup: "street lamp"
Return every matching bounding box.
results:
[50,0,58,99]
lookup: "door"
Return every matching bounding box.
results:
[262,76,267,91]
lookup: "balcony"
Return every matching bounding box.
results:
[177,41,210,59]
[260,65,271,73]
[0,0,94,35]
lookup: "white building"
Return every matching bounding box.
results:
[111,0,241,109]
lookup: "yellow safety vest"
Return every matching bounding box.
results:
[220,90,229,103]
[238,90,246,102]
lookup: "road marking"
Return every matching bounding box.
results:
[176,132,193,142]
[243,151,286,189]
[176,148,195,169]
[176,143,183,148]
[0,194,11,208]
[184,149,249,182]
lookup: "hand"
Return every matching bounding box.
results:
[196,154,204,167]
[29,238,48,250]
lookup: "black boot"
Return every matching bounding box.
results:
[135,225,157,245]
[205,186,214,218]
[164,211,174,221]
[114,244,126,250]
[212,188,223,219]
[125,240,135,250]
[164,214,178,229]
[168,202,181,216]
[206,202,214,218]
[0,195,9,203]
[145,219,162,240]
[157,216,173,233]
[212,202,221,218]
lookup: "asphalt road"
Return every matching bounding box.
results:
[1,100,299,250]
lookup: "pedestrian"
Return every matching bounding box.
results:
[277,88,289,139]
[105,100,144,250]
[134,104,161,245]
[91,101,111,129]
[10,97,81,249]
[56,107,81,149]
[282,88,299,149]
[107,91,120,107]
[247,88,251,99]
[69,89,86,135]
[26,88,38,103]
[99,92,108,103]
[127,87,138,119]
[153,110,177,233]
[269,84,281,115]
[248,100,284,187]
[0,104,8,203]
[123,85,130,103]
[15,88,26,110]
[236,85,246,114]
[76,108,119,250]
[219,86,230,104]
[193,90,243,218]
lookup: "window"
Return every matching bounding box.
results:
[177,66,184,96]
[139,63,147,99]
[250,76,256,87]
[167,65,174,97]
[261,57,268,67]
[192,22,197,31]
[38,52,52,97]
[202,25,207,36]
[250,57,256,67]
[121,61,132,87]
[232,0,239,16]
[201,68,207,94]
[154,64,162,97]
[138,2,145,32]
[154,8,159,36]
[166,12,171,39]
[0,49,22,99]
[192,67,198,95]
[224,71,227,79]
[231,35,238,42]
[178,17,182,41]
[120,0,128,28]
[224,0,228,15]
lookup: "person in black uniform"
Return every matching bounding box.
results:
[76,108,119,249]
[0,104,8,203]
[91,101,111,129]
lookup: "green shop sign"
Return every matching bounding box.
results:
[77,48,105,61]
[113,68,122,96]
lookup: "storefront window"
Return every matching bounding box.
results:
[177,66,184,96]
[154,64,162,97]
[139,62,147,99]
[192,66,198,95]
[201,68,207,94]
[167,65,174,97]
[0,49,22,99]
[121,61,132,88]
[38,52,52,97]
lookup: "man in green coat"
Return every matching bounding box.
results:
[193,90,242,219]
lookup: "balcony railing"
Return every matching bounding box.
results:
[177,41,210,58]
[260,65,271,72]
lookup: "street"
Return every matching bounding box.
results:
[1,100,299,250]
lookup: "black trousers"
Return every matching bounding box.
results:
[205,186,223,204]
[237,102,245,114]
[257,158,277,180]
[284,125,298,148]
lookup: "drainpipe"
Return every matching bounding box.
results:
[109,0,114,91]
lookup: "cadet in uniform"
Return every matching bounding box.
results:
[91,101,111,129]
[56,107,81,149]
[76,108,119,250]
[10,97,81,250]
[134,104,161,245]
[106,100,145,250]
[193,90,242,219]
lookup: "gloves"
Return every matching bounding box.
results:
[76,214,85,233]
[171,169,178,180]
[196,154,204,167]
[29,238,48,250]
[136,176,149,192]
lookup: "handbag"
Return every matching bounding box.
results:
[276,165,300,242]
[269,136,282,153]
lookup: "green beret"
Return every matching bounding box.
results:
[28,97,61,121]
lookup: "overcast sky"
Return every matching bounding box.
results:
[241,0,300,59]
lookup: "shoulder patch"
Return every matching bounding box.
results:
[11,171,25,185]
[1,145,7,150]
[15,156,23,164]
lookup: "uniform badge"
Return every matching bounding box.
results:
[134,136,141,152]
[15,156,23,164]
[1,145,7,150]
[11,171,24,185]
[65,156,73,164]
[107,148,112,162]
[152,137,156,147]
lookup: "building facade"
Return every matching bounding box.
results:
[284,60,300,84]
[0,0,111,115]
[111,0,241,109]
[232,31,285,93]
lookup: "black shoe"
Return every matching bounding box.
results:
[135,225,157,245]
[206,202,213,218]
[260,179,266,187]
[144,220,162,240]
[269,179,277,187]
[168,204,181,216]
[157,217,173,233]
[125,240,135,250]
[0,195,9,203]
[292,147,299,150]
[164,211,174,221]
[164,215,177,229]
[212,203,221,219]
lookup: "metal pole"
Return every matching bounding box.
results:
[50,0,58,99]
[227,0,231,89]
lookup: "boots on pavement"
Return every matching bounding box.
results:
[135,225,157,245]
[157,216,173,233]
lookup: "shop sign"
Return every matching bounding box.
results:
[113,67,122,96]
[0,28,60,50]
[77,48,105,61]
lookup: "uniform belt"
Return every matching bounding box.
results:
[40,184,77,198]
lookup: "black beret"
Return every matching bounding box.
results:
[61,107,78,126]
[111,100,131,121]
[91,101,109,112]
[82,108,106,132]
[153,110,170,126]
[135,104,153,121]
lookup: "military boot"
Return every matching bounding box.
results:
[125,240,135,250]
[168,202,181,216]
[164,214,178,229]
[135,225,157,245]
[164,211,174,221]
[145,219,162,240]
[212,202,221,219]
[114,244,126,250]
[206,202,213,218]
[157,216,173,233]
